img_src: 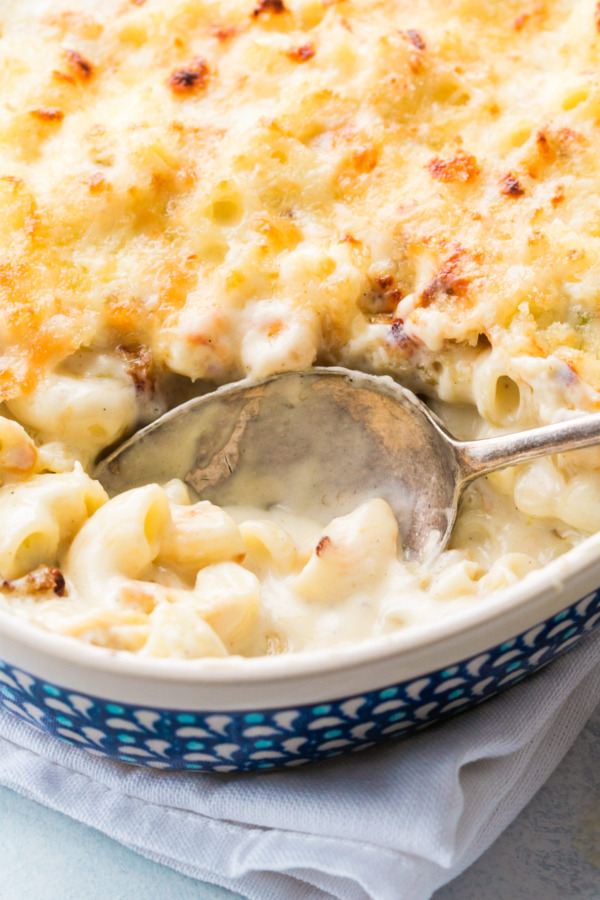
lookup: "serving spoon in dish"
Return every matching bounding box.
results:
[95,366,600,562]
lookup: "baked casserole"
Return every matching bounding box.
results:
[0,0,598,658]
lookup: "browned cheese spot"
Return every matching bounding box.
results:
[514,12,530,30]
[596,1,600,32]
[87,172,109,193]
[420,253,471,308]
[427,151,480,183]
[359,274,403,321]
[405,29,425,50]
[287,43,315,62]
[315,536,331,556]
[500,172,525,197]
[528,126,585,178]
[4,566,68,597]
[30,107,65,122]
[551,185,565,207]
[252,0,286,17]
[556,126,585,147]
[529,129,559,176]
[36,567,66,596]
[167,57,209,93]
[52,69,75,84]
[388,318,418,353]
[514,5,548,32]
[117,343,156,395]
[352,146,378,174]
[212,25,239,41]
[64,48,94,80]
[536,129,554,161]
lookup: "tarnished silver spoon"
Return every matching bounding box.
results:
[94,366,600,561]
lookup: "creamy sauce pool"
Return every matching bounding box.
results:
[219,478,579,656]
[0,392,584,659]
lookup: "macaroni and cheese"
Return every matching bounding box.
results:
[0,0,599,657]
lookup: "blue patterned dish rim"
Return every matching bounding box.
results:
[0,532,600,771]
[0,585,599,771]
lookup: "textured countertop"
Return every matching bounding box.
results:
[2,704,600,900]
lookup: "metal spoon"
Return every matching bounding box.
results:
[94,366,600,561]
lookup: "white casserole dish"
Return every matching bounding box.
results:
[0,532,598,771]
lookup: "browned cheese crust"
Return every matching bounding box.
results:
[0,1,600,400]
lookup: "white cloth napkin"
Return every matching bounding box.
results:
[2,631,600,900]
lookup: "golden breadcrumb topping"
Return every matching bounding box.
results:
[1,0,600,397]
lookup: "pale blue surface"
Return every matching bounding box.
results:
[0,784,240,900]
[3,706,600,900]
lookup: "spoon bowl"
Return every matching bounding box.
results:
[95,366,600,561]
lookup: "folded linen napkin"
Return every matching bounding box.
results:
[2,630,600,900]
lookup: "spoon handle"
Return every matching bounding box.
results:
[457,412,600,482]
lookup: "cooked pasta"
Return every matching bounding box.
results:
[0,0,598,657]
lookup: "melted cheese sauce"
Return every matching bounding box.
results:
[224,485,581,655]
[0,0,598,658]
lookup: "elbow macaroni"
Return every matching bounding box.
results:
[0,0,599,657]
[6,353,139,465]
